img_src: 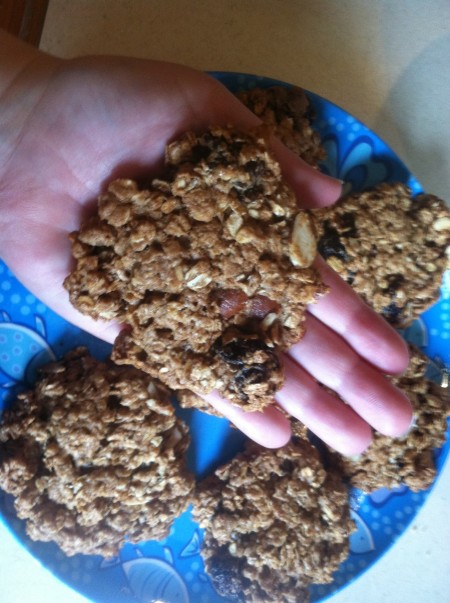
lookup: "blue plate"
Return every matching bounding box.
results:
[1,73,449,603]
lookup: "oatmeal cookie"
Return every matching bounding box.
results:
[0,348,194,557]
[64,126,326,411]
[333,346,449,492]
[314,183,450,327]
[237,86,326,167]
[193,438,353,602]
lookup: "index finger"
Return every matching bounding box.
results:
[203,390,292,448]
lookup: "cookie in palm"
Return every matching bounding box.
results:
[193,437,353,603]
[0,348,194,557]
[64,126,326,411]
[314,182,450,327]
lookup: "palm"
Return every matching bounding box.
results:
[2,59,246,336]
[0,54,412,453]
[2,56,340,336]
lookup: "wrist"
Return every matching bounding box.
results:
[0,32,62,259]
[0,31,41,92]
[0,31,61,164]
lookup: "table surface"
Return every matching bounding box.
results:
[1,2,449,602]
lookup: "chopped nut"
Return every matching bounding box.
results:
[261,312,278,330]
[283,314,299,328]
[270,201,286,216]
[433,216,450,231]
[225,212,243,237]
[290,212,317,267]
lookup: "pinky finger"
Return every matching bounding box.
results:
[202,390,292,448]
[276,355,373,456]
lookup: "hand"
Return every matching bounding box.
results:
[206,258,412,454]
[0,34,412,455]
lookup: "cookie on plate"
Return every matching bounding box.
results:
[0,348,194,557]
[314,183,450,327]
[237,86,326,167]
[193,438,353,603]
[64,126,326,411]
[332,346,449,493]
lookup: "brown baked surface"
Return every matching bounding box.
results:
[0,348,194,557]
[333,346,450,492]
[237,86,326,167]
[64,126,326,411]
[193,438,353,603]
[314,182,450,327]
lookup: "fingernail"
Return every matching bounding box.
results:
[400,412,417,438]
[338,180,352,199]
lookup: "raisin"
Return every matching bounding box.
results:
[318,221,348,261]
[386,273,405,296]
[382,301,402,322]
[235,364,269,388]
[209,552,246,602]
[190,144,212,163]
[340,212,357,237]
[215,336,281,403]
